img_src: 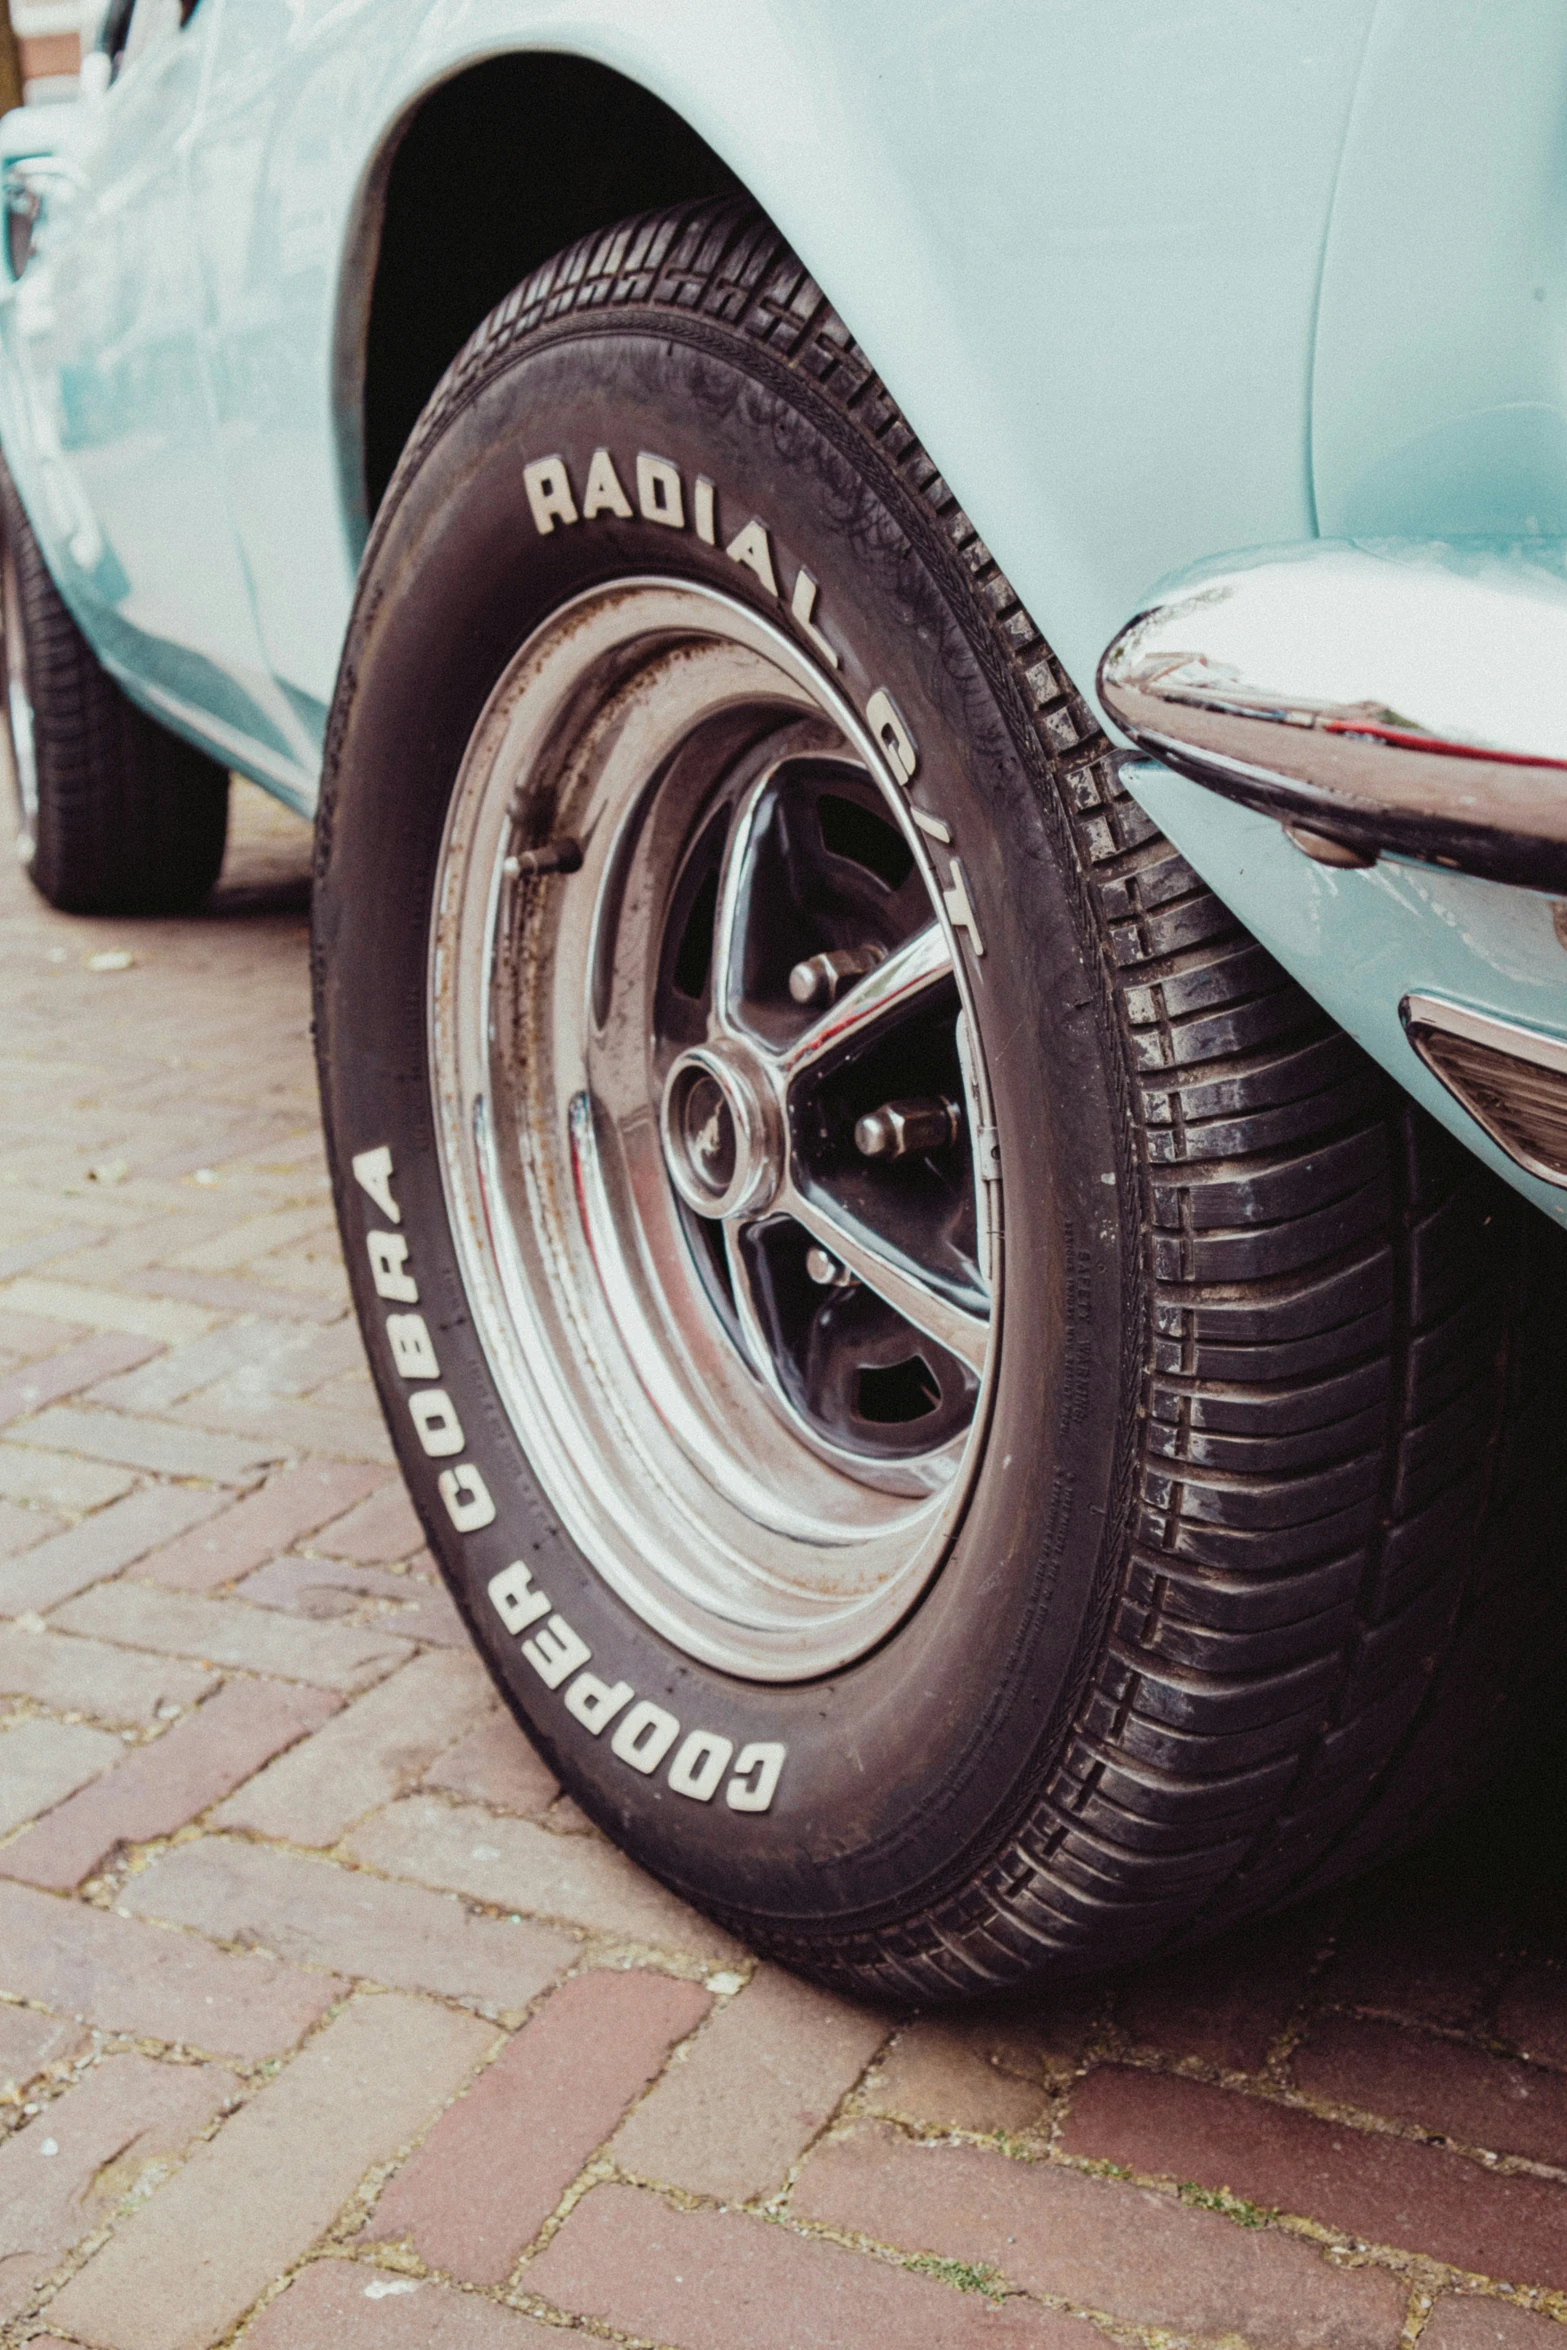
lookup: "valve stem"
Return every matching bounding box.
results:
[503,837,583,879]
[855,1097,962,1160]
[788,944,885,1008]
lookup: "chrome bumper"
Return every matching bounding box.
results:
[1098,540,1567,891]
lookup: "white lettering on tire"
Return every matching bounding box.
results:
[409,1387,465,1457]
[523,455,578,534]
[438,1463,495,1532]
[789,569,839,668]
[564,1671,634,1735]
[940,855,986,956]
[669,1730,734,1802]
[387,1311,439,1379]
[512,452,935,843]
[611,1700,682,1775]
[866,688,918,784]
[522,1613,592,1690]
[351,1144,400,1222]
[582,448,633,520]
[482,1554,782,1807]
[510,449,978,976]
[724,517,778,597]
[727,1742,787,1812]
[368,1230,417,1302]
[488,1560,550,1634]
[636,453,684,528]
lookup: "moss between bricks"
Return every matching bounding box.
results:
[904,2250,1006,2299]
[1177,2181,1279,2231]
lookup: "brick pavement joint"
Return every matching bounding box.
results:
[365,1966,712,2281]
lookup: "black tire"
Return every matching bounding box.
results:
[313,197,1567,1997]
[0,459,229,914]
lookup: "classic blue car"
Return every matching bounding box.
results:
[2,0,1563,1997]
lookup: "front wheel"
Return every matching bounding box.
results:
[314,199,1567,1997]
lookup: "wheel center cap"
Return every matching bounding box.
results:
[661,1042,781,1219]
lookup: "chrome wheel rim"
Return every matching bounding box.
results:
[430,580,1002,1679]
[1,541,38,862]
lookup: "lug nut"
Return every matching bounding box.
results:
[854,1097,961,1160]
[788,944,885,1008]
[806,1246,856,1287]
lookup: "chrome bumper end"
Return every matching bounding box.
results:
[1098,540,1567,891]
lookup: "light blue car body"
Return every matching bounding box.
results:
[2,0,1565,1221]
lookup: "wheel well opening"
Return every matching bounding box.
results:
[359,53,741,516]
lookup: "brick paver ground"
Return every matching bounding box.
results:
[1,781,1566,2348]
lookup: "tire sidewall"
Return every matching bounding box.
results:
[314,318,1140,1942]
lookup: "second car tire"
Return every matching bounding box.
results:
[314,197,1567,1996]
[0,458,229,916]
